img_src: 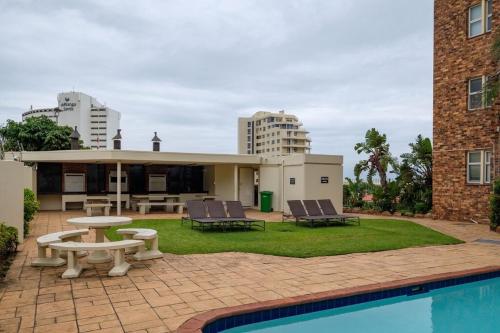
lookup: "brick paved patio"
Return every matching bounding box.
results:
[1,211,499,333]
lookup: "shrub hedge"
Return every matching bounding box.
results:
[490,179,500,231]
[24,188,39,236]
[0,223,18,281]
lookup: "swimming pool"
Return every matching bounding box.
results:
[199,270,500,333]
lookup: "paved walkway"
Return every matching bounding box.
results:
[0,211,499,333]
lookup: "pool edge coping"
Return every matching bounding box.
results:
[176,265,500,333]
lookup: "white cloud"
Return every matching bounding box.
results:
[0,0,433,177]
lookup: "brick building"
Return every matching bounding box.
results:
[434,0,497,221]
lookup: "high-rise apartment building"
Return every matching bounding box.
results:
[22,92,121,150]
[238,111,311,156]
[433,0,496,221]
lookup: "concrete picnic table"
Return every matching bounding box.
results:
[67,216,132,264]
[131,194,181,212]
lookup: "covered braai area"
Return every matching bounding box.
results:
[23,150,261,215]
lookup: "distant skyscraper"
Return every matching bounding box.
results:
[238,110,311,156]
[22,92,121,149]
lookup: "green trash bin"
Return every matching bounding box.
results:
[260,191,273,212]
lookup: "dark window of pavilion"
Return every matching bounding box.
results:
[129,165,146,194]
[86,164,106,194]
[37,163,62,194]
[167,166,204,194]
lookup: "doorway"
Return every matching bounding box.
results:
[239,167,254,207]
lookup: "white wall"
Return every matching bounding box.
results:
[282,164,305,214]
[22,166,35,192]
[38,195,63,211]
[0,161,27,243]
[259,154,343,213]
[259,164,282,211]
[304,163,343,214]
[214,164,236,201]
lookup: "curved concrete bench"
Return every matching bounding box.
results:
[50,240,144,278]
[32,229,89,267]
[116,228,163,260]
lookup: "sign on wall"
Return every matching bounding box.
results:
[64,173,85,192]
[321,176,329,184]
[58,95,77,112]
[290,177,296,185]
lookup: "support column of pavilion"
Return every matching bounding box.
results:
[233,164,239,201]
[117,161,121,216]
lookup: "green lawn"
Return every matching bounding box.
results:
[105,219,463,258]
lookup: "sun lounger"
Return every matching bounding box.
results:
[205,200,241,231]
[287,200,326,227]
[184,200,221,231]
[226,201,265,230]
[318,199,360,225]
[303,200,343,224]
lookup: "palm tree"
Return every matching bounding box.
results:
[400,135,432,187]
[344,176,365,208]
[398,135,433,212]
[354,128,397,193]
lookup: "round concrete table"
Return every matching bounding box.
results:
[67,216,132,264]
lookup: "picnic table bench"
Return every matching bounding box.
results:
[31,229,89,267]
[49,240,144,278]
[137,201,185,214]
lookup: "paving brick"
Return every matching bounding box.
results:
[33,321,78,333]
[2,211,499,333]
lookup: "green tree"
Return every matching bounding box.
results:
[354,128,397,194]
[398,135,433,213]
[0,116,73,151]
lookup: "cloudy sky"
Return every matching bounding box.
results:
[0,0,433,177]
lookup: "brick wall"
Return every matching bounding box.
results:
[433,0,499,221]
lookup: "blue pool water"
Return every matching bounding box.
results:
[224,277,499,333]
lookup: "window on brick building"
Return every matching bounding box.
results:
[485,151,492,183]
[468,77,485,110]
[467,150,492,184]
[469,0,493,38]
[487,0,493,31]
[468,151,481,183]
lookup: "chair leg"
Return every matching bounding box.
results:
[139,206,146,215]
[86,207,92,217]
[104,206,110,216]
[109,249,131,276]
[61,250,82,278]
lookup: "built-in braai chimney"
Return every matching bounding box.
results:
[112,129,122,150]
[152,132,161,152]
[70,126,80,150]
